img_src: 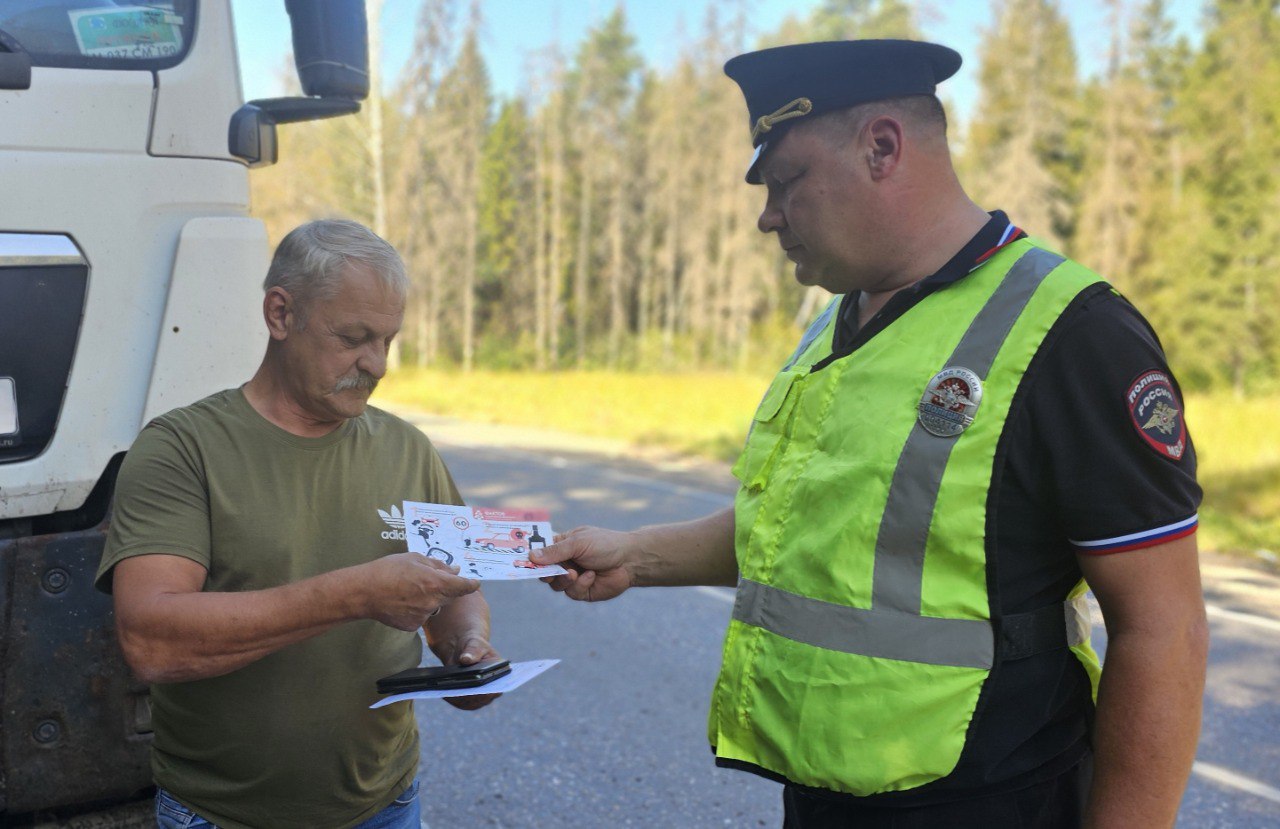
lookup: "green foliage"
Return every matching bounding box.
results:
[1072,0,1176,287]
[767,0,921,44]
[474,328,540,370]
[1137,0,1280,394]
[1187,393,1280,555]
[477,99,533,316]
[252,0,1280,398]
[806,0,919,39]
[570,6,643,117]
[964,0,1079,247]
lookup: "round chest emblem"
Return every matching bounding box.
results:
[918,367,983,437]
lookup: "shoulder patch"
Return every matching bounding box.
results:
[1126,370,1186,460]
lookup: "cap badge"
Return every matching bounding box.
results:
[918,367,983,437]
[751,97,813,142]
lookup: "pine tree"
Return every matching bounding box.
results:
[1076,0,1192,375]
[566,6,642,367]
[1072,0,1175,285]
[964,0,1079,247]
[391,0,460,366]
[435,27,491,371]
[1147,0,1280,394]
[777,0,924,41]
[527,48,572,369]
[477,100,535,364]
[389,0,490,370]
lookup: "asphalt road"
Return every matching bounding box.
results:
[403,416,1280,829]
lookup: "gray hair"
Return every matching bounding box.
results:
[263,219,408,327]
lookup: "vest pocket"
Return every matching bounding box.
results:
[733,370,803,491]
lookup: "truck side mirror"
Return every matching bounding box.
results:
[227,104,279,169]
[285,0,369,101]
[0,28,32,91]
[228,97,359,168]
[229,0,367,167]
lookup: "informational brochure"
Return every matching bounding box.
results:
[401,502,568,581]
[370,659,560,707]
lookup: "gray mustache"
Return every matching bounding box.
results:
[334,372,378,393]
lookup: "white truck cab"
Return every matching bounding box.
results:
[0,2,368,821]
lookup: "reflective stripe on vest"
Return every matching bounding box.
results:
[873,247,1065,615]
[734,579,1092,669]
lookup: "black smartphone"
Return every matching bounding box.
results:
[376,660,511,694]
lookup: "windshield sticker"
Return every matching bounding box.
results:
[69,6,184,60]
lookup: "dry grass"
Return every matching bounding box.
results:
[1186,394,1280,559]
[375,369,768,461]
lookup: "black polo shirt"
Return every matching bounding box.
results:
[789,211,1203,806]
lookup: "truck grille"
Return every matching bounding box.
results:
[0,233,87,464]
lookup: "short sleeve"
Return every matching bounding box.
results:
[1015,288,1202,553]
[425,438,465,507]
[95,422,213,593]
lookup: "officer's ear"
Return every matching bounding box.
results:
[863,115,904,182]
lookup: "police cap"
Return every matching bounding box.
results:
[723,39,961,184]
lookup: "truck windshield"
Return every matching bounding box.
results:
[0,1,195,70]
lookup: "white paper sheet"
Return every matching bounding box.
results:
[400,502,568,581]
[370,659,560,707]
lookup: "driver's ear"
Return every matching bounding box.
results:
[263,287,298,340]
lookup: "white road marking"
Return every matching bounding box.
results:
[442,440,737,508]
[696,586,735,604]
[601,468,734,507]
[1193,761,1280,804]
[1085,597,1280,636]
[1205,603,1280,634]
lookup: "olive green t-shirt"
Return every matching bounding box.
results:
[96,389,463,829]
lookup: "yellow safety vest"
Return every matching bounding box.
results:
[709,239,1104,795]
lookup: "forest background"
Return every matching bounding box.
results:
[246,0,1279,558]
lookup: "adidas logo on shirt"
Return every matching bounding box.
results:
[378,505,406,541]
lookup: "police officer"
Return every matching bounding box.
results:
[533,40,1207,828]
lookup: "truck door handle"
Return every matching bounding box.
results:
[0,28,32,91]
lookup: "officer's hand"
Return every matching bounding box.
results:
[530,526,636,602]
[360,553,480,631]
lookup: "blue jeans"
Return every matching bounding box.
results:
[155,779,421,829]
